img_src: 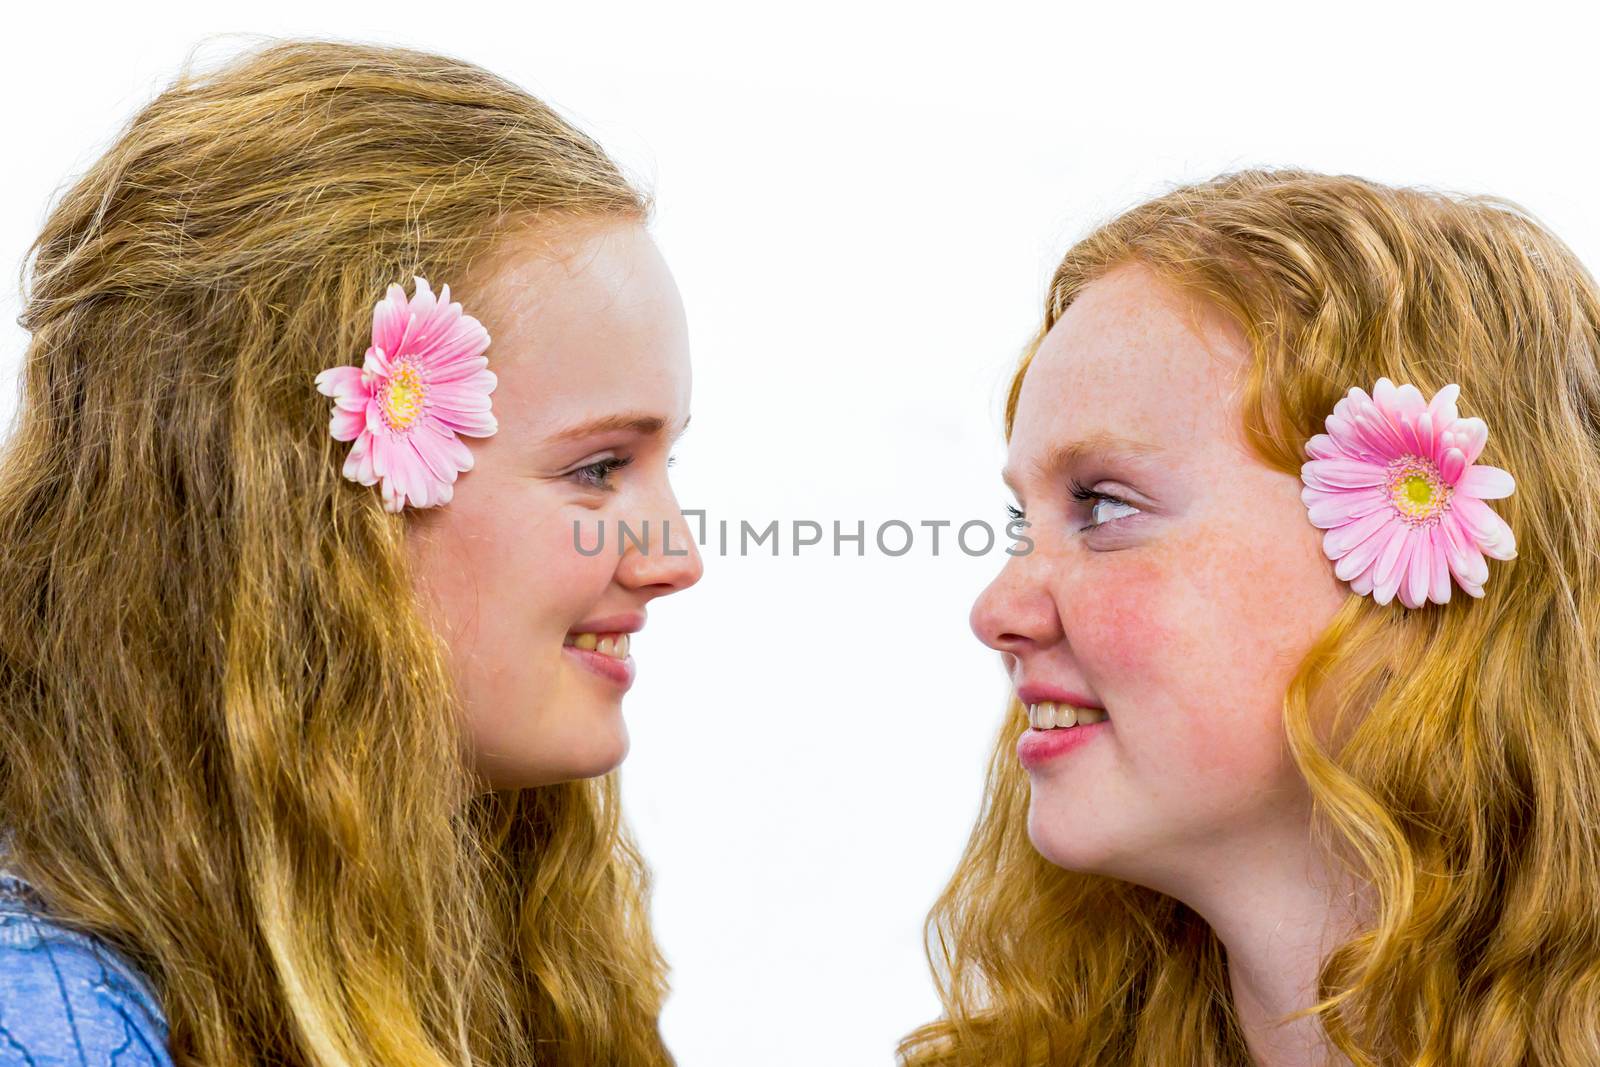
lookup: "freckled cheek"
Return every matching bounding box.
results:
[1066,553,1190,679]
[1067,546,1290,785]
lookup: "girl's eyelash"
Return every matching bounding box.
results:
[1068,477,1139,528]
[570,455,634,490]
[1007,483,1139,529]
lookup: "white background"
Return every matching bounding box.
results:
[6,4,1598,1064]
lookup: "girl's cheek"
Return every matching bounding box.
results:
[1082,539,1266,782]
[1081,545,1191,675]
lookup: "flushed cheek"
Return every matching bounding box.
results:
[1071,550,1195,677]
[1074,543,1281,783]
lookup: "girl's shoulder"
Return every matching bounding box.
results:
[0,867,174,1066]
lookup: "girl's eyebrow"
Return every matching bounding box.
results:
[1001,431,1165,493]
[545,412,691,445]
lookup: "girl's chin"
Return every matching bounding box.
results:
[1026,804,1119,873]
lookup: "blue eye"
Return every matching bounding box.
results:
[570,455,633,490]
[1068,478,1141,529]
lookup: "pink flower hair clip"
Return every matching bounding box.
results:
[1300,377,1516,608]
[314,276,498,512]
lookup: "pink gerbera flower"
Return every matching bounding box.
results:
[1301,377,1516,608]
[314,276,497,512]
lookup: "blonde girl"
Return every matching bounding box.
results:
[0,37,700,1066]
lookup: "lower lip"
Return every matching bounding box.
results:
[1016,719,1111,769]
[562,645,636,691]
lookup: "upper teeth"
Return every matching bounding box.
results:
[566,632,631,659]
[1027,701,1108,730]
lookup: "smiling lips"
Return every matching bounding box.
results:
[562,630,637,690]
[1014,685,1110,768]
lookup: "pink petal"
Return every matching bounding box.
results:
[431,405,497,437]
[393,313,422,361]
[1370,380,1410,441]
[1323,414,1372,460]
[413,443,445,507]
[428,354,492,385]
[1427,527,1452,604]
[1395,381,1429,417]
[1396,410,1424,459]
[413,310,490,365]
[410,426,460,485]
[1372,527,1416,606]
[1370,521,1413,593]
[458,368,497,394]
[1413,410,1436,464]
[1352,409,1407,460]
[1439,447,1467,484]
[1402,529,1431,609]
[412,285,464,348]
[1456,465,1515,500]
[372,284,411,355]
[364,345,394,378]
[374,436,409,512]
[391,279,439,357]
[330,405,365,441]
[1302,458,1389,490]
[1426,383,1461,429]
[428,381,495,413]
[342,431,376,485]
[1333,514,1393,581]
[1323,505,1395,557]
[1349,566,1376,596]
[1451,417,1489,466]
[399,437,439,506]
[1302,485,1352,508]
[1438,511,1490,590]
[315,365,366,399]
[369,433,393,481]
[1306,488,1390,529]
[1374,378,1427,434]
[1371,377,1399,409]
[416,419,475,473]
[1304,432,1344,460]
[1451,494,1517,560]
[1339,387,1372,411]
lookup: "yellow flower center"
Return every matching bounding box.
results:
[1387,456,1451,525]
[380,361,427,432]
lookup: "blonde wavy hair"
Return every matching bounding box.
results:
[0,37,674,1067]
[899,168,1600,1066]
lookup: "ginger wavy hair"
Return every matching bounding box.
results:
[0,37,675,1066]
[899,168,1600,1066]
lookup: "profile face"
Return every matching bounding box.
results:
[969,262,1347,897]
[406,220,703,791]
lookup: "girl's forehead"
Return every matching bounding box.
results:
[1013,274,1247,464]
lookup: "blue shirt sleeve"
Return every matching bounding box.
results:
[0,910,174,1066]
